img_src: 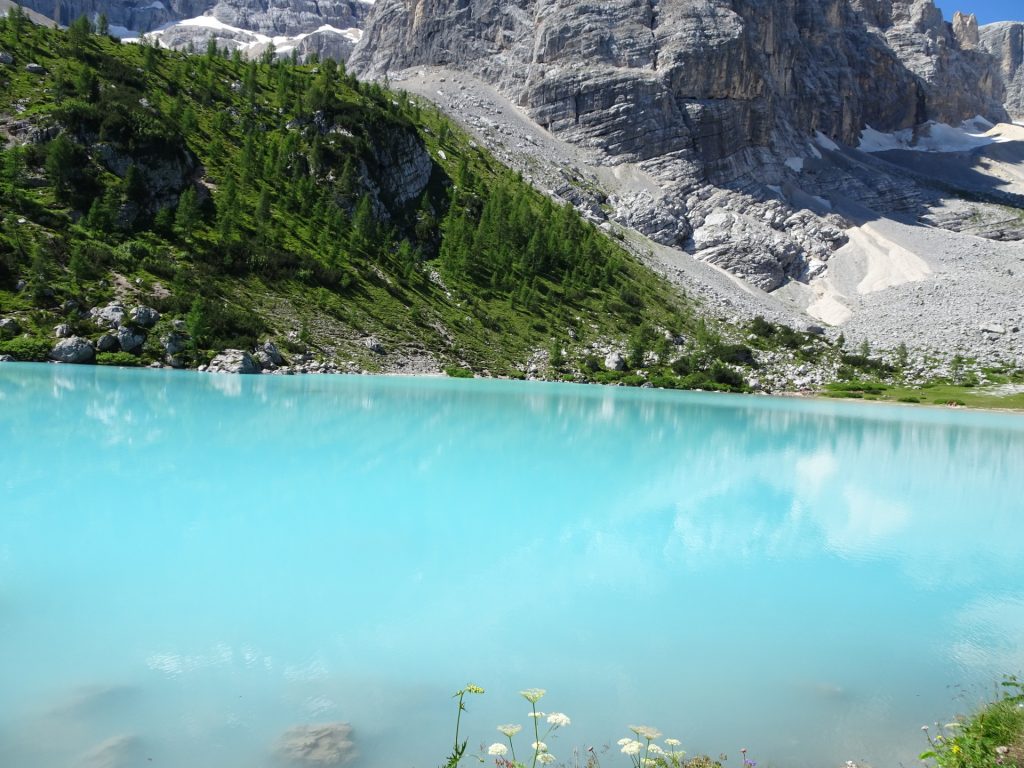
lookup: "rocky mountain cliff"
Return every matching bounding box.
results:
[343,1,1022,295]
[13,0,373,60]
[979,19,1024,119]
[350,0,1014,182]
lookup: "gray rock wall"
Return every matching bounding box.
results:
[351,0,1008,186]
[979,21,1024,120]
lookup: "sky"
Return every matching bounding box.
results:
[934,0,1022,25]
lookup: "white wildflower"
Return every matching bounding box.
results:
[621,740,643,755]
[487,744,508,756]
[617,738,633,746]
[498,724,523,737]
[630,725,662,740]
[528,711,545,718]
[532,741,548,753]
[538,754,556,765]
[648,744,664,755]
[521,688,546,703]
[546,712,571,727]
[665,739,682,747]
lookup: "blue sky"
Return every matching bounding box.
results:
[934,1,1022,24]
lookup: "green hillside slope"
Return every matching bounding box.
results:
[0,12,785,389]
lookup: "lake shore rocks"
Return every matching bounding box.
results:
[206,349,260,374]
[49,336,95,364]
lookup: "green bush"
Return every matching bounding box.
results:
[444,366,474,378]
[96,351,142,366]
[0,336,52,361]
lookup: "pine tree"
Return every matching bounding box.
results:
[174,186,200,237]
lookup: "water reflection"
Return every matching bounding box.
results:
[1,364,1022,768]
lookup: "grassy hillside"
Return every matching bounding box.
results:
[0,11,820,389]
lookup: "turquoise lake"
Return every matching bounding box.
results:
[1,363,1023,768]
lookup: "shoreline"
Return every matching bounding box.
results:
[6,357,1024,414]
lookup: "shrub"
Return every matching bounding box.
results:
[0,336,52,361]
[96,351,142,366]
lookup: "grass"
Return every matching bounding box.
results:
[921,677,1024,768]
[822,380,1024,410]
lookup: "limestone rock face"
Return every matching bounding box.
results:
[347,0,1020,288]
[952,11,979,49]
[979,21,1024,120]
[351,0,1007,166]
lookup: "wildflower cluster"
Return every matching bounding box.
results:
[618,726,688,768]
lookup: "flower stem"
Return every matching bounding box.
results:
[531,702,540,768]
[453,690,465,754]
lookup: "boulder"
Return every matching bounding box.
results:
[363,337,385,355]
[49,337,95,364]
[54,323,73,338]
[275,722,355,766]
[25,62,45,75]
[206,349,260,374]
[0,317,21,339]
[161,332,188,356]
[261,340,284,366]
[96,333,120,352]
[0,354,14,363]
[0,51,13,66]
[116,326,146,354]
[90,303,127,329]
[130,305,160,328]
[604,351,626,371]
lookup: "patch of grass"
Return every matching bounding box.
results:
[818,381,1024,410]
[921,677,1024,768]
[444,366,474,379]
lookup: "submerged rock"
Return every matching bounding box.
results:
[206,349,260,374]
[0,354,14,363]
[49,337,95,364]
[79,734,142,768]
[276,722,355,766]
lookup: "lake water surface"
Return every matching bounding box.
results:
[1,364,1023,768]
